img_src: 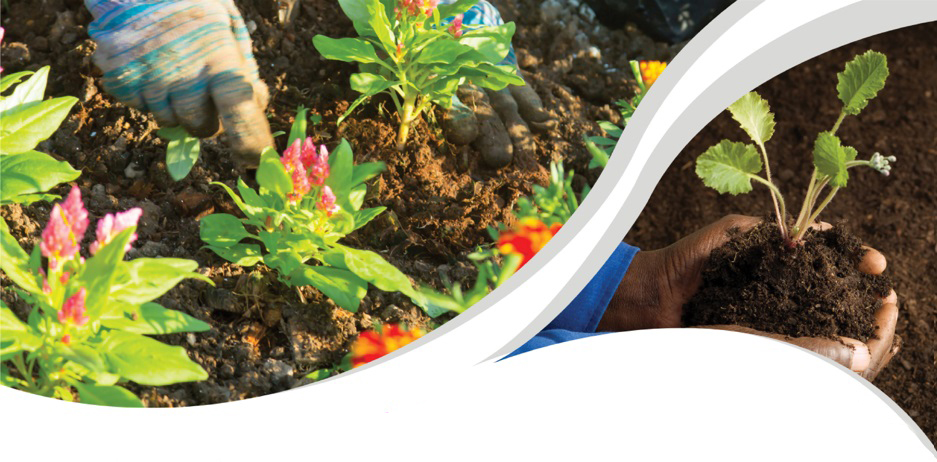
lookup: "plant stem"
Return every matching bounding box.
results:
[798,186,840,240]
[756,142,785,236]
[397,92,418,151]
[750,174,788,238]
[831,111,847,135]
[793,169,818,234]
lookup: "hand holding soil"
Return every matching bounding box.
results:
[598,215,899,380]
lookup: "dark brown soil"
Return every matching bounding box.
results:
[684,222,890,341]
[0,0,679,405]
[626,22,937,443]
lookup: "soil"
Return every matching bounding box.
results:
[626,22,937,443]
[683,222,891,341]
[0,0,680,405]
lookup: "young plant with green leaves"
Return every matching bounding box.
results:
[200,113,425,312]
[695,50,893,244]
[313,0,523,150]
[1,187,211,406]
[0,65,81,207]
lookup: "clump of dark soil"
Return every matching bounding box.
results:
[683,222,890,341]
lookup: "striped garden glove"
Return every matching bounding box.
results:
[85,0,273,166]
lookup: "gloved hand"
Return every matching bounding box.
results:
[440,0,555,168]
[598,215,901,381]
[85,0,273,167]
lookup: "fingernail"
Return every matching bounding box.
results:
[843,339,871,372]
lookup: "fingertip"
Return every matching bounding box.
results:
[840,337,871,372]
[877,302,899,330]
[883,289,897,305]
[858,247,887,274]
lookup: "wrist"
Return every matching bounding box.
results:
[596,249,667,332]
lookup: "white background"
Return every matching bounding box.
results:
[2,0,936,460]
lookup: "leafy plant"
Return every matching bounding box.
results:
[695,50,893,244]
[200,111,425,312]
[584,60,667,169]
[1,187,212,406]
[157,126,201,181]
[313,0,524,150]
[0,65,80,207]
[420,161,576,315]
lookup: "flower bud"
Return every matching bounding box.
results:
[90,208,143,255]
[449,14,463,38]
[58,288,89,327]
[318,185,340,217]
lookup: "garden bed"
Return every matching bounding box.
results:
[0,0,678,404]
[626,22,937,443]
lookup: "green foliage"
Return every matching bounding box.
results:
[0,66,80,207]
[837,50,889,116]
[695,140,763,195]
[694,51,893,242]
[201,111,425,313]
[314,0,523,148]
[584,60,655,168]
[1,224,211,406]
[158,126,200,181]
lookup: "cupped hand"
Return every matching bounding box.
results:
[86,0,273,167]
[598,214,900,380]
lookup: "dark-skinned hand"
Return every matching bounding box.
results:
[597,215,900,381]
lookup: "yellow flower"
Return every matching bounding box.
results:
[639,60,667,87]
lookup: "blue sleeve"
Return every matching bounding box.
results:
[505,242,640,358]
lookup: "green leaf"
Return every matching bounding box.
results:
[0,96,78,155]
[695,140,763,195]
[101,302,210,335]
[460,23,515,63]
[289,265,368,312]
[257,146,293,198]
[365,0,395,51]
[437,0,479,19]
[326,139,354,195]
[288,106,308,147]
[101,330,207,386]
[312,36,384,65]
[416,40,471,65]
[813,131,858,188]
[352,207,386,231]
[597,121,623,139]
[0,150,80,204]
[837,50,888,116]
[205,243,264,266]
[0,226,42,294]
[1,304,41,354]
[350,161,386,187]
[74,228,135,318]
[337,0,379,38]
[0,66,49,112]
[728,91,775,146]
[199,213,252,248]
[110,258,212,306]
[0,71,34,94]
[212,180,264,219]
[72,382,144,407]
[326,246,421,303]
[158,126,200,181]
[349,73,398,98]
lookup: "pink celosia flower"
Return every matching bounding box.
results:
[449,14,464,38]
[62,186,89,239]
[318,186,340,217]
[281,138,311,203]
[58,288,89,327]
[40,186,89,269]
[423,0,438,16]
[308,145,330,186]
[90,207,143,255]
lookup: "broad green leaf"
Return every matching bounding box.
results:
[0,226,42,294]
[813,131,858,188]
[350,161,386,187]
[352,206,386,231]
[101,330,207,386]
[348,184,367,211]
[326,138,354,195]
[158,126,200,181]
[74,228,134,318]
[0,66,49,112]
[416,40,471,65]
[0,96,77,155]
[326,246,421,303]
[237,177,267,209]
[199,213,252,248]
[213,181,264,219]
[58,344,111,376]
[264,250,304,278]
[419,288,469,317]
[728,91,775,146]
[5,193,60,206]
[257,146,293,198]
[101,302,210,335]
[312,36,383,64]
[460,23,515,63]
[349,73,398,97]
[289,265,368,312]
[437,0,479,20]
[73,382,143,408]
[0,150,80,204]
[110,258,212,306]
[338,0,379,38]
[0,71,34,94]
[837,50,888,116]
[205,243,264,266]
[288,106,308,147]
[695,140,763,195]
[365,0,395,51]
[1,304,41,353]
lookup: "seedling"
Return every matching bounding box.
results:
[695,51,893,244]
[200,110,426,312]
[1,187,211,406]
[314,0,523,150]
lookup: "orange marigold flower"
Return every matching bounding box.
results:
[351,324,425,368]
[497,218,562,268]
[639,60,667,87]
